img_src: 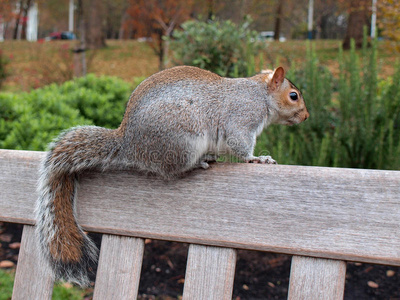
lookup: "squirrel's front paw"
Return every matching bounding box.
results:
[245,156,277,165]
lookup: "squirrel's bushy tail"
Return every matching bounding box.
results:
[35,126,122,287]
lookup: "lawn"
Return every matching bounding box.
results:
[1,39,398,92]
[1,40,158,92]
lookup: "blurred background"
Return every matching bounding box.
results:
[0,0,399,299]
[0,0,398,89]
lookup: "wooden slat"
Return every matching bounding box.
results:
[182,245,237,300]
[1,149,400,266]
[0,150,41,224]
[93,235,145,299]
[12,225,54,300]
[288,256,346,300]
[76,164,400,266]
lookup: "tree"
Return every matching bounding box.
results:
[84,0,106,49]
[74,0,86,77]
[378,0,400,52]
[13,0,23,39]
[126,0,193,70]
[19,0,32,39]
[343,0,370,49]
[100,0,128,39]
[0,0,15,23]
[170,17,263,77]
[314,0,347,39]
[274,0,284,40]
[9,0,34,40]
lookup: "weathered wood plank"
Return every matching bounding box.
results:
[12,225,54,300]
[1,149,400,266]
[93,235,145,300]
[76,164,400,266]
[182,245,237,300]
[288,256,346,300]
[0,150,41,224]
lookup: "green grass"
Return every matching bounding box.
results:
[0,269,13,300]
[0,268,86,300]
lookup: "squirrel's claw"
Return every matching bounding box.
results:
[198,161,211,169]
[245,156,277,165]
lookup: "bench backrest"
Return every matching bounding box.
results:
[1,149,399,299]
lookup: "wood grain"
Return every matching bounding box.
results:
[12,225,54,300]
[1,149,400,266]
[182,245,237,300]
[288,256,346,300]
[93,235,145,300]
[0,150,41,224]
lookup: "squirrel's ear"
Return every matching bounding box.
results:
[269,67,285,90]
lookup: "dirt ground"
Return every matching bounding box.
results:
[1,222,399,299]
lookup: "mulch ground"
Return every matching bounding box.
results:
[1,222,399,299]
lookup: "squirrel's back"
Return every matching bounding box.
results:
[120,66,271,139]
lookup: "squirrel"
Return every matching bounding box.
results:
[35,65,309,286]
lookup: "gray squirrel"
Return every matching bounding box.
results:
[35,66,309,286]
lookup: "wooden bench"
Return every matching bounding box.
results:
[0,149,399,299]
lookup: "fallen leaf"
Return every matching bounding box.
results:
[166,258,174,269]
[0,260,15,268]
[364,266,373,273]
[268,282,275,288]
[0,234,12,243]
[386,270,395,277]
[367,281,379,288]
[9,242,21,249]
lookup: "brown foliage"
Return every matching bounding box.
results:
[0,0,16,22]
[378,0,400,52]
[125,0,193,70]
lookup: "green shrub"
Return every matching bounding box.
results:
[0,74,134,151]
[1,90,91,150]
[0,50,9,90]
[56,74,133,128]
[170,16,264,77]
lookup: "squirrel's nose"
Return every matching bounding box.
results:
[304,111,310,121]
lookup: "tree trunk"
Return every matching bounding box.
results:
[74,0,86,77]
[207,0,214,20]
[274,0,284,41]
[20,0,32,40]
[118,10,130,39]
[13,0,23,40]
[157,30,164,70]
[85,0,106,49]
[343,0,370,49]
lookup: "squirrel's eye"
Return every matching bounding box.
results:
[289,92,298,101]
